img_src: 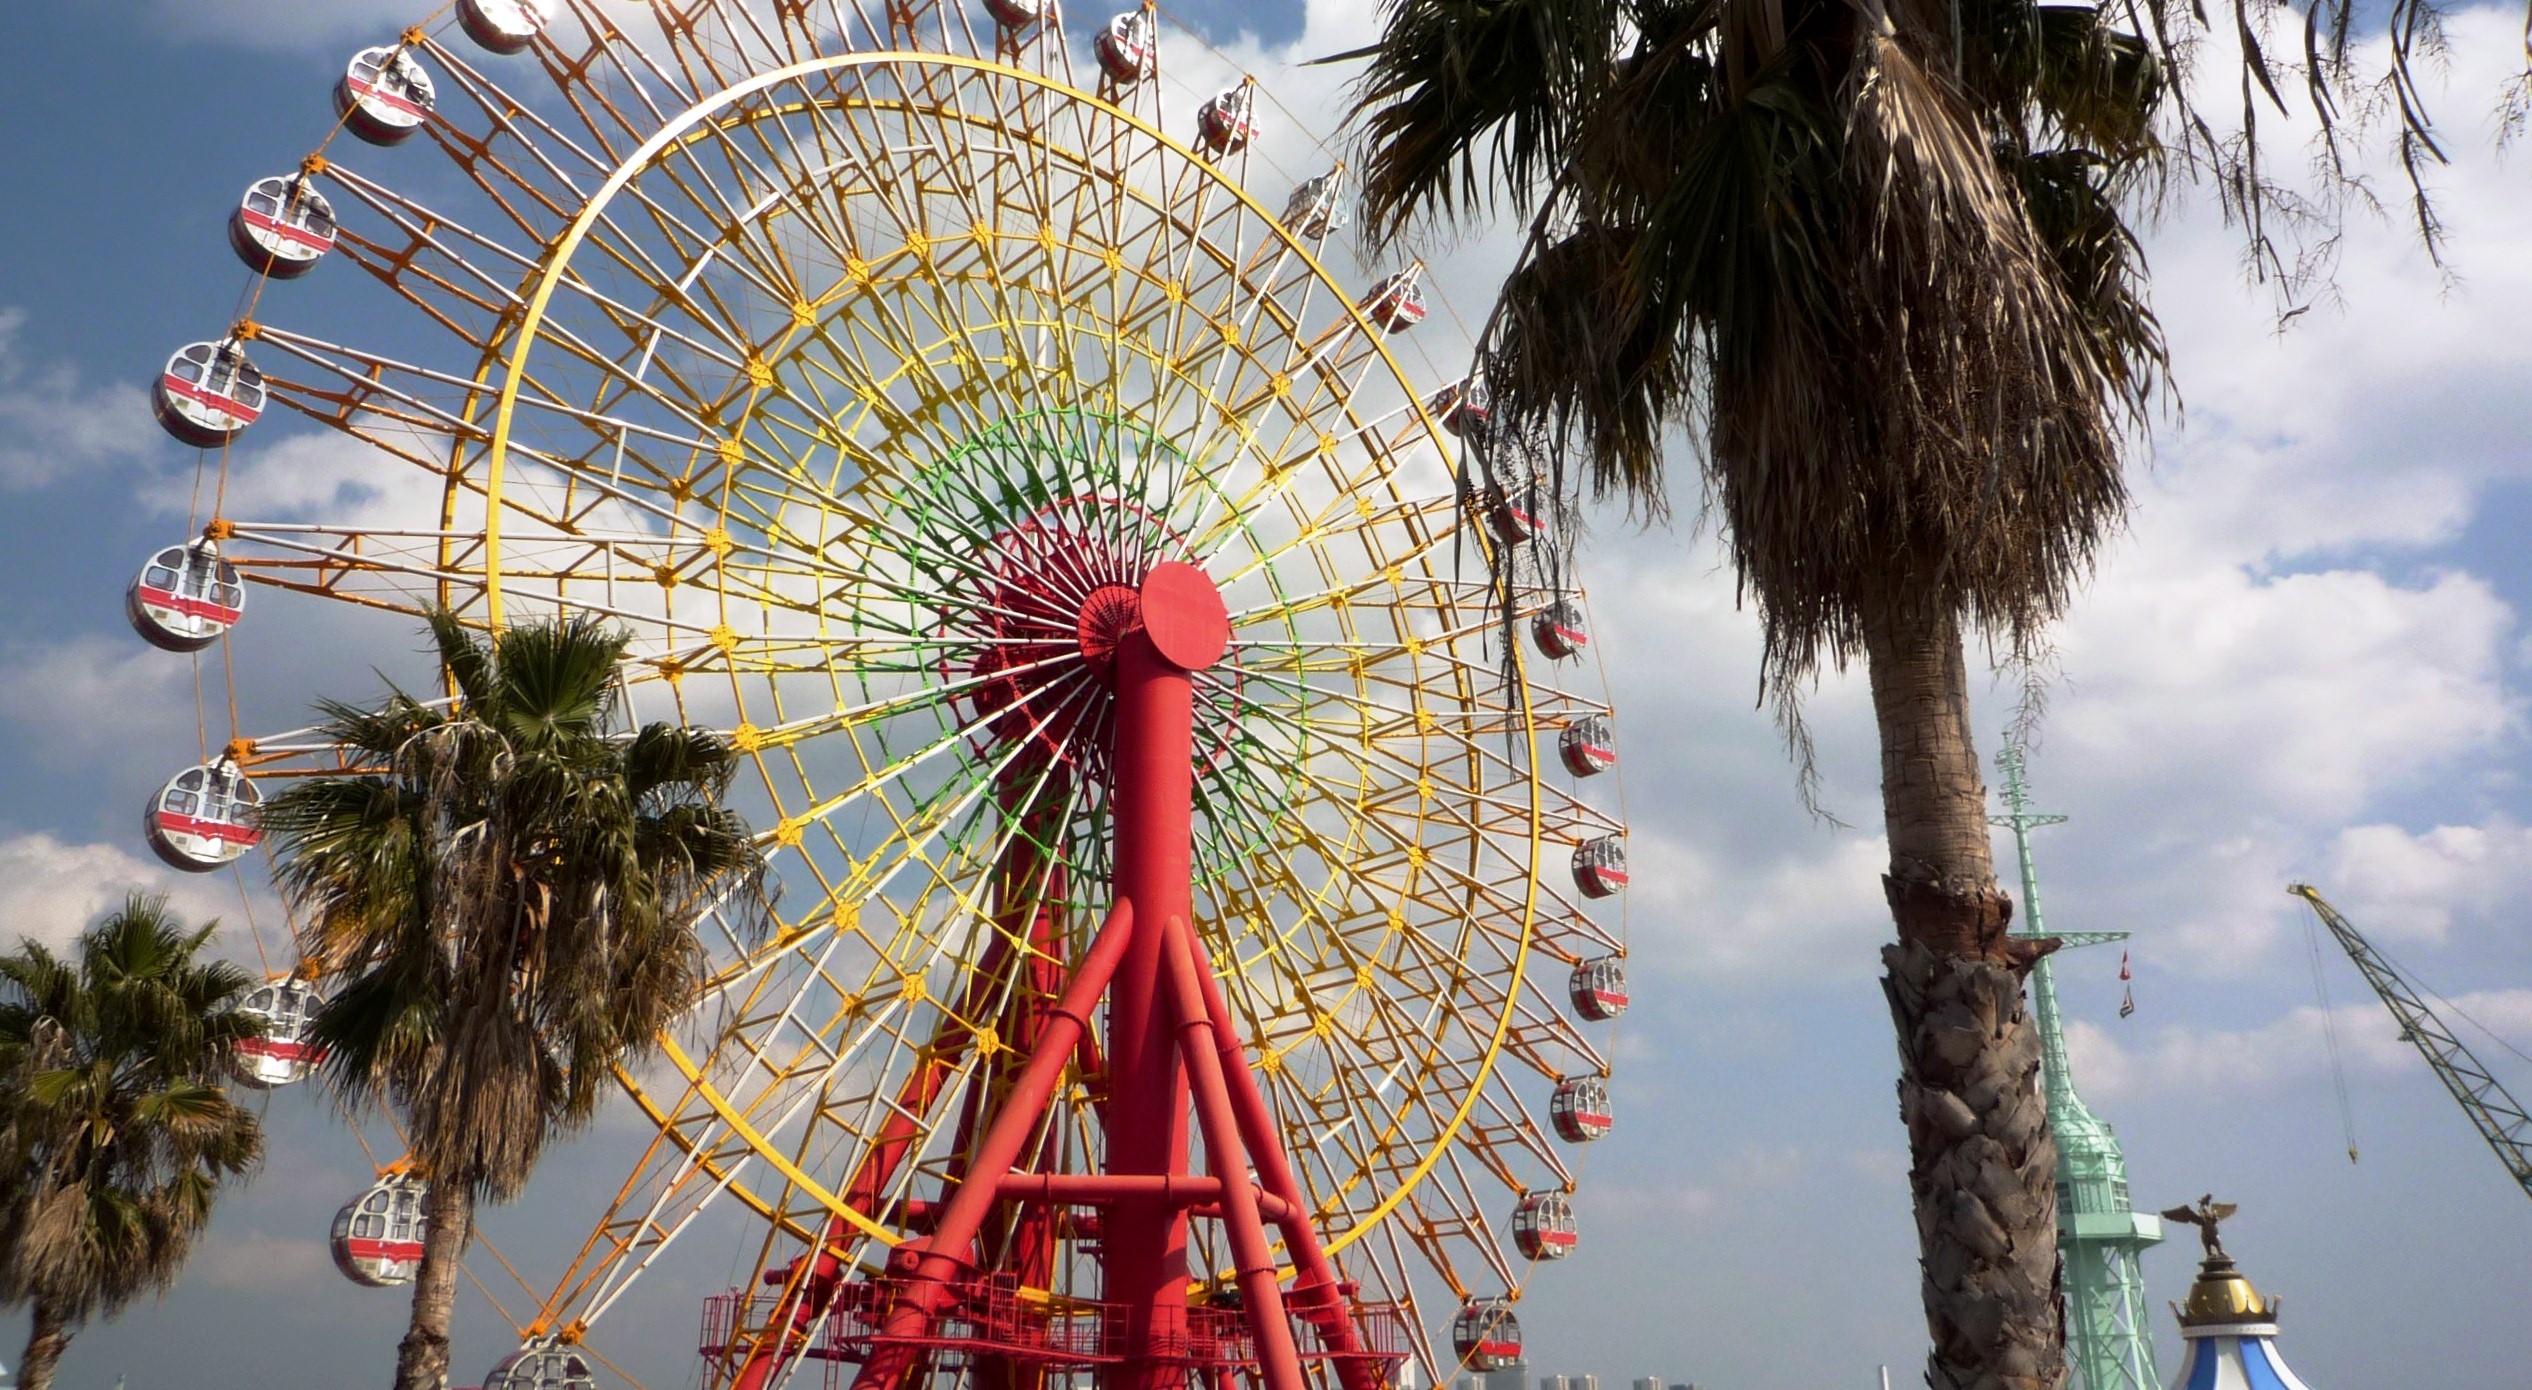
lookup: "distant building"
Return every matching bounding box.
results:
[1482,1362,1528,1390]
[1634,1378,1662,1390]
[1540,1376,1569,1390]
[1571,1375,1598,1390]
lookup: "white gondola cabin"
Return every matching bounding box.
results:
[1511,1191,1579,1261]
[1094,12,1157,83]
[1280,172,1345,241]
[1359,270,1427,332]
[153,340,265,448]
[1572,833,1627,899]
[1534,598,1590,659]
[1549,1075,1613,1143]
[127,540,244,652]
[231,977,323,1088]
[1483,481,1542,548]
[1568,955,1629,1021]
[146,760,262,873]
[1427,381,1491,441]
[1197,85,1257,156]
[1557,715,1616,778]
[457,0,555,53]
[332,1170,428,1286]
[1450,1299,1522,1371]
[229,176,337,278]
[486,1341,597,1390]
[983,0,1045,27]
[336,46,437,145]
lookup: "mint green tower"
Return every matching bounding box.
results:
[1991,742,2163,1390]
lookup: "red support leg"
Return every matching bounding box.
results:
[1160,912,1307,1390]
[849,900,1140,1390]
[1180,929,1379,1390]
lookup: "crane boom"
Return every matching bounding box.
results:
[2288,883,2532,1202]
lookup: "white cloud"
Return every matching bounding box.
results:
[1841,1145,1909,1190]
[2322,820,2532,944]
[2065,989,2532,1106]
[1957,16,2532,975]
[1577,1179,1721,1223]
[0,635,201,770]
[1994,552,2521,966]
[1575,1143,1809,1225]
[0,832,243,952]
[145,426,447,530]
[195,1229,333,1292]
[2050,564,2514,822]
[0,308,160,491]
[143,0,496,51]
[1627,830,1889,983]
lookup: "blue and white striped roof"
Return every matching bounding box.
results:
[2170,1329,2314,1390]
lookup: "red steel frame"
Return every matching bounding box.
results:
[724,564,1383,1390]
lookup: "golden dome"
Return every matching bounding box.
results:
[2177,1255,2277,1329]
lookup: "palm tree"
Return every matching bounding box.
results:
[261,612,766,1390]
[1350,2,2163,1385]
[0,895,265,1390]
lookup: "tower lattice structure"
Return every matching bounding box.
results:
[1993,744,2165,1390]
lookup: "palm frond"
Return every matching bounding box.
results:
[1353,0,1630,244]
[272,614,765,1201]
[0,900,261,1323]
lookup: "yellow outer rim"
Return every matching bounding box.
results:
[482,48,1543,1267]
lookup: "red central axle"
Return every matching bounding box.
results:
[723,562,1382,1390]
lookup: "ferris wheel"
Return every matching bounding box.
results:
[132,3,1634,1387]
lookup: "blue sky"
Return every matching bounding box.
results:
[3,3,2532,1389]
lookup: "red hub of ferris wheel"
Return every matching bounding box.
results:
[726,561,1397,1390]
[953,499,1243,779]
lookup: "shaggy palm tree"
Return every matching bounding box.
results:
[0,896,264,1390]
[261,612,766,1390]
[1348,0,2500,1384]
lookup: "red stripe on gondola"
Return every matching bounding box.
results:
[159,374,262,424]
[348,79,428,119]
[346,1237,425,1261]
[137,586,242,624]
[155,812,261,845]
[240,1037,316,1063]
[241,208,335,251]
[1590,992,1629,1009]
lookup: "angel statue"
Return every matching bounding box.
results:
[2158,1194,2239,1260]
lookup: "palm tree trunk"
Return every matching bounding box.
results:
[395,1183,476,1390]
[1864,608,2065,1390]
[18,1296,72,1390]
